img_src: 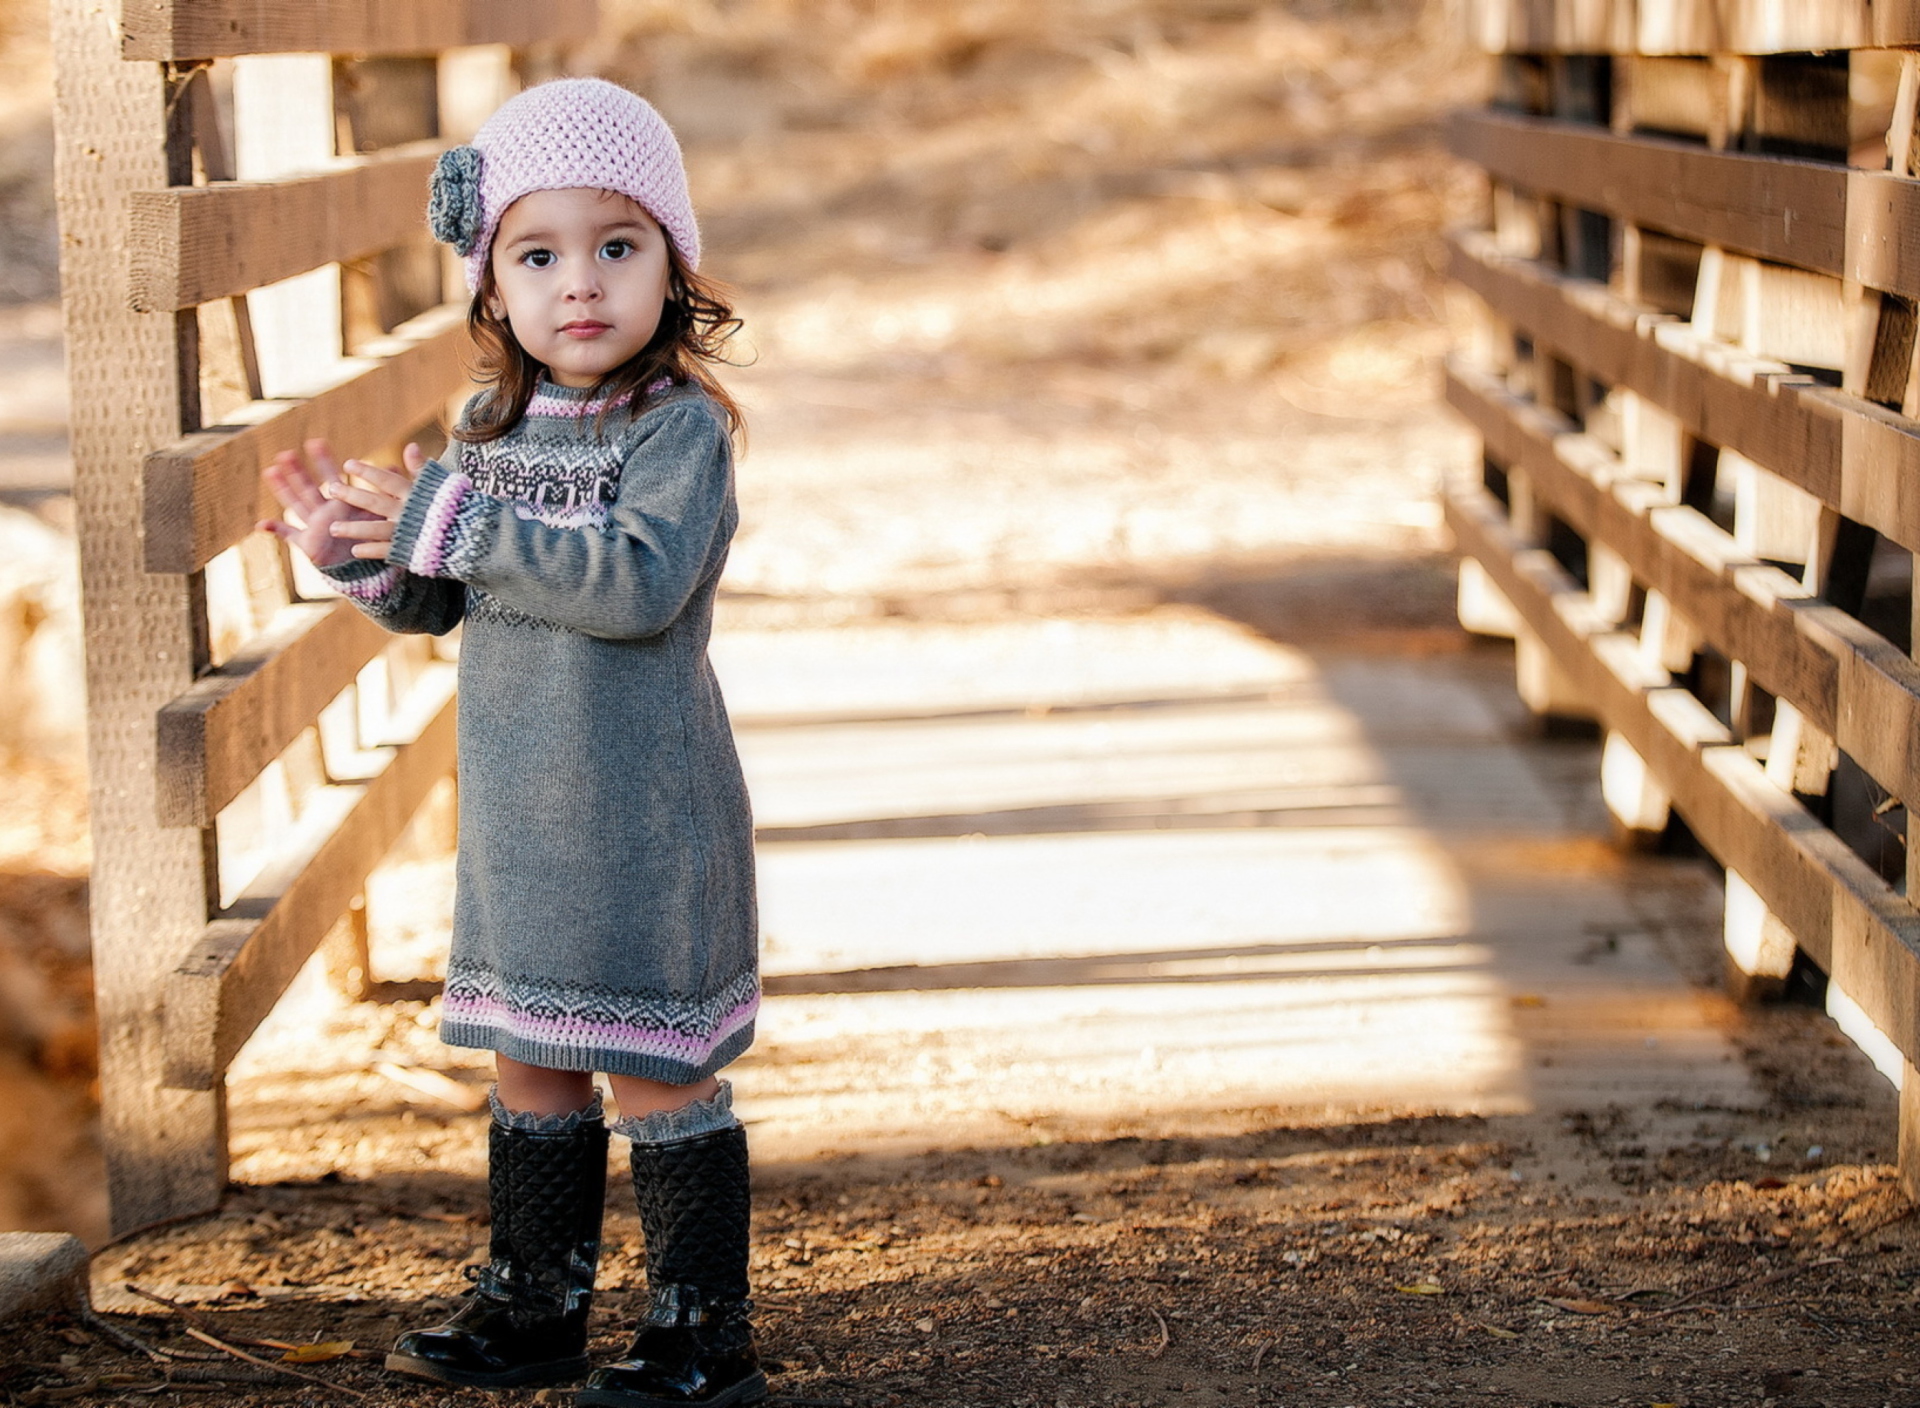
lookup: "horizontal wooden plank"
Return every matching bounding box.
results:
[163,667,457,1090]
[1451,232,1920,558]
[1642,0,1871,53]
[155,600,391,828]
[1450,231,1840,502]
[1466,0,1881,53]
[1881,0,1920,48]
[129,143,438,312]
[1461,112,1920,307]
[1453,110,1849,277]
[1445,475,1920,1064]
[1446,360,1841,728]
[1448,358,1920,812]
[144,301,469,575]
[120,0,600,60]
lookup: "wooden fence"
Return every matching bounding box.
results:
[1448,0,1920,1190]
[53,1,597,1234]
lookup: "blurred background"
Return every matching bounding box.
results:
[0,0,1483,1242]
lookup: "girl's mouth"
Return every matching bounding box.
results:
[561,322,611,338]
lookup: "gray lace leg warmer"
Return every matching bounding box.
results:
[611,1080,738,1146]
[489,1086,606,1133]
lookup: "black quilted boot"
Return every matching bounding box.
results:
[578,1123,765,1408]
[387,1108,609,1388]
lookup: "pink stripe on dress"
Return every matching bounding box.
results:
[408,473,472,577]
[524,378,673,419]
[336,564,403,602]
[441,992,760,1063]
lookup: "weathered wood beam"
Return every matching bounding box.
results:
[164,671,457,1091]
[1449,231,1838,500]
[120,0,600,61]
[1460,113,1920,311]
[1451,110,1849,276]
[129,142,439,312]
[53,0,227,1234]
[1466,0,1883,54]
[1452,233,1920,561]
[1448,360,1920,812]
[156,600,391,827]
[144,301,468,574]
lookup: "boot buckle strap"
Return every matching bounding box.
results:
[466,1261,514,1302]
[558,1248,597,1316]
[644,1283,709,1328]
[467,1259,573,1320]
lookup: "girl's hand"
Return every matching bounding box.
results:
[258,438,378,569]
[321,444,427,561]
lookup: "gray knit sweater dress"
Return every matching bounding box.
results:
[321,380,757,1084]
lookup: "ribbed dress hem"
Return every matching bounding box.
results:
[438,1006,758,1085]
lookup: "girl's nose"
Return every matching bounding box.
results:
[564,266,602,301]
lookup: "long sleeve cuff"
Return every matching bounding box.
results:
[390,458,492,579]
[319,555,405,603]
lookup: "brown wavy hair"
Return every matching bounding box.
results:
[456,236,746,445]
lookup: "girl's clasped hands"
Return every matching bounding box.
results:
[258,437,427,567]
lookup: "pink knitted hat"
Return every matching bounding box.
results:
[428,77,701,289]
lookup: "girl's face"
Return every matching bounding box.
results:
[488,187,672,388]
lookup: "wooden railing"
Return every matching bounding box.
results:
[53,0,597,1233]
[1448,0,1920,1191]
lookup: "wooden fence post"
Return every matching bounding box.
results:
[53,0,596,1234]
[53,5,230,1230]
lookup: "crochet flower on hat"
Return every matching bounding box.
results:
[428,145,484,256]
[427,77,701,291]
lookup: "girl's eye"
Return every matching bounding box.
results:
[521,249,555,269]
[600,239,633,261]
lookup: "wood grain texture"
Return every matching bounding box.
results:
[156,601,391,828]
[164,671,457,1091]
[129,142,439,312]
[1452,110,1847,276]
[144,301,468,574]
[1448,361,1834,721]
[1882,1,1920,48]
[52,0,226,1232]
[1466,0,1879,52]
[1448,360,1920,811]
[1449,233,1840,502]
[1446,477,1920,1066]
[120,0,600,61]
[1451,234,1920,558]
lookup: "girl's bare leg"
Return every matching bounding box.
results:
[495,1053,596,1115]
[608,1072,721,1120]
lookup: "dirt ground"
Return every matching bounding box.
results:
[5,2,1920,1406]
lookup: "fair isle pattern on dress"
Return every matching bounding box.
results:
[463,586,572,631]
[459,423,626,531]
[440,963,761,1071]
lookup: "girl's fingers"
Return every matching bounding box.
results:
[263,453,323,517]
[343,458,417,499]
[329,518,395,541]
[305,437,342,487]
[351,542,391,560]
[257,518,294,540]
[321,478,400,515]
[402,442,427,475]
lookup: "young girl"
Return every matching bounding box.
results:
[259,79,764,1408]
